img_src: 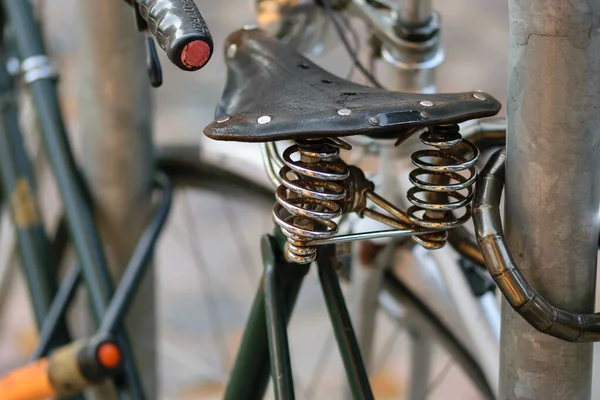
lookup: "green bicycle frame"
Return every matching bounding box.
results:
[0,1,146,398]
[224,233,375,400]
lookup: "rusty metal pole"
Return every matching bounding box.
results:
[78,1,155,398]
[502,2,600,399]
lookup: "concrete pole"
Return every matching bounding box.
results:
[502,2,600,399]
[78,1,155,398]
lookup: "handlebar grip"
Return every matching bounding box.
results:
[136,0,213,71]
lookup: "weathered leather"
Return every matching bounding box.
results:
[204,28,501,142]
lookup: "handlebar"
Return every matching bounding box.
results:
[133,0,214,71]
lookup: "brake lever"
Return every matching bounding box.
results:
[145,36,163,87]
[133,2,163,88]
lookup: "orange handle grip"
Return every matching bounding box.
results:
[0,358,56,400]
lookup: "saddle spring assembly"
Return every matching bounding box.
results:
[407,124,480,249]
[271,123,481,264]
[272,138,354,264]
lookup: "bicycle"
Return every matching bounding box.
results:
[0,0,512,399]
[0,1,262,399]
[7,2,588,396]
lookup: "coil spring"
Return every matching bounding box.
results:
[272,139,350,264]
[407,124,480,249]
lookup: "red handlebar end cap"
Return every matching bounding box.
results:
[181,40,212,70]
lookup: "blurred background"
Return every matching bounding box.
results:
[0,0,509,399]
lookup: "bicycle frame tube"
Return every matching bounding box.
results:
[1,1,144,397]
[0,55,85,400]
[347,1,440,396]
[225,234,309,400]
[317,250,374,400]
[0,57,67,337]
[32,265,81,359]
[398,0,431,25]
[263,236,296,400]
[32,175,172,360]
[377,0,439,94]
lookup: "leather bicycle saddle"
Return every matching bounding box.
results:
[204,28,501,142]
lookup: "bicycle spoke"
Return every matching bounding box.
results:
[372,326,402,371]
[303,333,335,400]
[425,357,453,397]
[221,193,258,283]
[183,191,230,374]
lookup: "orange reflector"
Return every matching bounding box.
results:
[0,358,56,400]
[97,342,121,369]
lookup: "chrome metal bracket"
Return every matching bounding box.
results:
[21,55,58,84]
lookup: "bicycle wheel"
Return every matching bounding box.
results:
[156,149,275,398]
[157,149,493,400]
[0,147,492,400]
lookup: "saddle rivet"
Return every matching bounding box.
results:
[216,116,230,123]
[368,117,380,126]
[227,44,238,59]
[338,108,352,116]
[243,24,257,31]
[257,115,272,124]
[420,100,434,107]
[420,111,430,120]
[473,93,486,101]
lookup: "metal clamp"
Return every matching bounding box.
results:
[347,0,444,71]
[21,55,58,84]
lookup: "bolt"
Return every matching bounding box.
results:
[368,116,380,126]
[420,100,434,107]
[473,93,486,101]
[216,116,230,123]
[296,218,310,227]
[338,108,352,116]
[257,115,272,124]
[420,111,430,120]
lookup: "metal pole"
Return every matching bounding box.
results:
[502,2,600,399]
[78,1,155,398]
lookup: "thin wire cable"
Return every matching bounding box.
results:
[322,0,383,88]
[336,13,360,80]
